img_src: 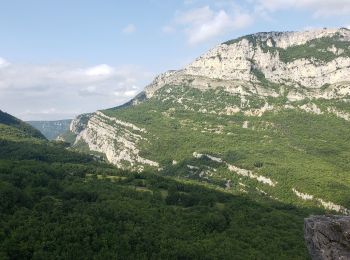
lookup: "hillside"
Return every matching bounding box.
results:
[0,111,318,259]
[63,28,350,216]
[0,110,46,141]
[27,119,72,140]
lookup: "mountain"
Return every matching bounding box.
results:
[0,110,46,141]
[146,28,350,100]
[27,119,72,140]
[0,111,317,258]
[63,28,350,216]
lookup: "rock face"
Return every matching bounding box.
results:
[62,28,350,216]
[304,215,350,260]
[145,28,350,100]
[66,28,350,170]
[184,29,350,86]
[70,111,158,171]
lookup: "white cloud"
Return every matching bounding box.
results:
[175,6,213,25]
[171,6,253,45]
[0,57,10,68]
[122,23,136,34]
[114,89,138,97]
[85,64,114,76]
[0,58,153,120]
[255,0,350,17]
[123,89,138,97]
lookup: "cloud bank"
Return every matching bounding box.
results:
[0,58,153,120]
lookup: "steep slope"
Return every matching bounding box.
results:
[27,119,71,140]
[0,111,316,259]
[65,28,350,215]
[146,28,350,100]
[0,110,46,141]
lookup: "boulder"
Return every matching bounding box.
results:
[304,215,350,260]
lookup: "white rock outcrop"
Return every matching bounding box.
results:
[227,164,277,187]
[193,152,277,187]
[68,28,350,173]
[184,28,350,87]
[70,111,158,171]
[145,28,350,100]
[292,188,349,214]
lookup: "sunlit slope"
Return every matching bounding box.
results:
[101,85,350,213]
[65,29,350,215]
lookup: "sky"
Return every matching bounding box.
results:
[0,0,350,120]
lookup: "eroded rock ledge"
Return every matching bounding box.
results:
[304,215,350,260]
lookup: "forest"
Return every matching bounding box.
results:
[0,111,318,259]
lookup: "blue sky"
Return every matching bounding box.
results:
[0,0,349,120]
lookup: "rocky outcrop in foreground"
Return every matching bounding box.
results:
[304,215,350,260]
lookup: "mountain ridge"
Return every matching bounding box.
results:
[145,28,350,100]
[63,28,350,216]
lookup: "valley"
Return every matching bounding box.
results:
[0,110,317,259]
[65,29,350,216]
[1,28,350,259]
[27,119,72,140]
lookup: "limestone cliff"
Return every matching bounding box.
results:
[304,215,350,260]
[69,111,158,171]
[67,28,350,172]
[62,28,350,215]
[146,28,350,100]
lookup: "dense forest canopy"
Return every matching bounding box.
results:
[0,111,320,259]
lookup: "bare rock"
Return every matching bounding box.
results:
[304,215,350,260]
[145,28,350,101]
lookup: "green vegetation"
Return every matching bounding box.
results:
[104,85,350,210]
[0,111,318,259]
[3,31,350,259]
[0,110,45,140]
[223,33,264,47]
[279,37,350,63]
[224,33,350,63]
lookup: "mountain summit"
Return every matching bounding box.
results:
[145,28,350,100]
[63,28,350,216]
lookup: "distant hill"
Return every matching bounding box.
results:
[27,119,72,140]
[0,110,46,140]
